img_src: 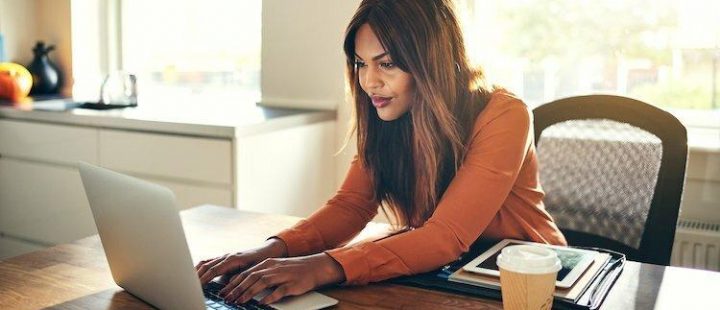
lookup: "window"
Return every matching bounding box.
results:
[461,0,720,147]
[119,0,261,102]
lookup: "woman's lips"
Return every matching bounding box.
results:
[371,96,392,108]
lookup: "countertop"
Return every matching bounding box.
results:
[1,96,715,151]
[0,96,336,138]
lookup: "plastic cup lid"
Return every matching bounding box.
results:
[496,245,562,274]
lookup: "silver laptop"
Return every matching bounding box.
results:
[77,162,338,310]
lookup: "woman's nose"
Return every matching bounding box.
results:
[363,66,383,89]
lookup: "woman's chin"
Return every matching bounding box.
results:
[377,109,402,121]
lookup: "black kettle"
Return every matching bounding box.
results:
[28,41,62,95]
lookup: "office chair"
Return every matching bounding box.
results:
[533,95,688,265]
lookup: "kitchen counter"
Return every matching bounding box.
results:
[0,95,340,259]
[0,97,336,138]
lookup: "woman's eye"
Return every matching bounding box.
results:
[354,60,366,68]
[380,62,395,69]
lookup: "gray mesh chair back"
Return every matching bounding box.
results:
[533,95,688,265]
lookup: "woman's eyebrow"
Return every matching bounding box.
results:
[354,52,389,61]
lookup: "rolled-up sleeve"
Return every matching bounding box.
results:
[273,157,379,257]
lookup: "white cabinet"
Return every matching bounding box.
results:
[0,119,98,164]
[0,158,97,244]
[0,235,46,259]
[99,129,234,210]
[99,130,233,184]
[0,119,234,259]
[148,178,232,210]
[681,150,720,222]
[0,120,99,249]
[0,115,337,259]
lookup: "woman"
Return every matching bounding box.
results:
[196,0,566,305]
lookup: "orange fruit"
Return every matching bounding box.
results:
[0,62,33,101]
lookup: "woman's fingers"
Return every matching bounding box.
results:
[219,258,276,296]
[213,254,333,306]
[223,266,287,305]
[195,255,224,272]
[234,273,286,304]
[218,271,245,297]
[195,256,226,280]
[194,258,212,270]
[199,255,249,285]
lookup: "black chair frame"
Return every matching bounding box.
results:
[533,95,688,265]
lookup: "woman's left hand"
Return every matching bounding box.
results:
[218,253,345,305]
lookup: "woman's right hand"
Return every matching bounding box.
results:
[195,238,289,285]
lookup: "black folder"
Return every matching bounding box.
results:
[388,239,625,310]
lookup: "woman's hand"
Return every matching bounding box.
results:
[218,253,346,305]
[195,238,288,285]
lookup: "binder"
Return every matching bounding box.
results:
[388,239,625,310]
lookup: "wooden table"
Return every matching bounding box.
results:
[1,205,719,309]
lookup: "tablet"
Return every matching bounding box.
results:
[462,239,598,288]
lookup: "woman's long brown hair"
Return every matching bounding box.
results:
[344,0,492,228]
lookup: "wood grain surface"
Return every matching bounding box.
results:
[1,205,719,309]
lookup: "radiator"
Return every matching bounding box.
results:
[671,219,720,271]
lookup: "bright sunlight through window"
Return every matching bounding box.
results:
[120,0,261,102]
[460,0,720,132]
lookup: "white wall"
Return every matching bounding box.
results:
[0,0,72,95]
[236,121,337,217]
[260,0,360,188]
[0,0,37,64]
[260,0,354,110]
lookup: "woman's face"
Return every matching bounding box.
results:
[354,23,414,121]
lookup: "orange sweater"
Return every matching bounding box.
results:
[274,91,566,285]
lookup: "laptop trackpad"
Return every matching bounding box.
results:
[253,289,338,310]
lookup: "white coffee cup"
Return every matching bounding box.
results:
[497,245,561,310]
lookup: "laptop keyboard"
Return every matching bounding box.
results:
[203,281,275,310]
